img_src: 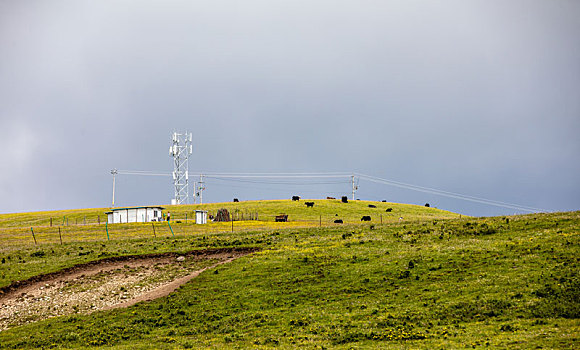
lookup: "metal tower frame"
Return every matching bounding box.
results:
[169,131,193,205]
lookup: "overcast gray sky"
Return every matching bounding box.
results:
[1,0,579,216]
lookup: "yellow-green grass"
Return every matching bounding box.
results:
[0,199,460,228]
[0,200,461,249]
[169,199,461,223]
[0,211,577,349]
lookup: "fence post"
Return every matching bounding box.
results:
[98,215,100,224]
[50,217,52,227]
[381,214,382,224]
[59,227,63,245]
[152,223,156,237]
[320,215,322,227]
[105,222,110,241]
[31,227,37,245]
[232,218,234,232]
[167,221,174,237]
[185,213,187,223]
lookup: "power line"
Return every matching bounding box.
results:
[111,170,547,213]
[355,173,548,213]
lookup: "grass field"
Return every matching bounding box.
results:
[0,200,578,348]
[0,200,459,248]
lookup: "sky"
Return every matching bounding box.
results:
[0,0,579,217]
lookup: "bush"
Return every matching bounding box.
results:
[531,274,580,319]
[30,250,46,258]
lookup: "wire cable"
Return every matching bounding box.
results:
[112,170,547,212]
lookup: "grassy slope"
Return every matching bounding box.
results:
[0,199,459,228]
[0,200,458,249]
[0,203,578,349]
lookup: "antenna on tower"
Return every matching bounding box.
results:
[169,131,193,205]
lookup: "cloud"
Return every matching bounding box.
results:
[0,0,579,215]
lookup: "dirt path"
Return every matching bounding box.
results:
[0,248,257,331]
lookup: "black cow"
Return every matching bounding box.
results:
[386,208,393,212]
[327,197,336,200]
[334,219,343,224]
[292,196,300,201]
[368,204,376,208]
[341,196,348,203]
[425,203,430,207]
[305,202,315,208]
[382,200,387,202]
[361,216,371,221]
[233,198,239,202]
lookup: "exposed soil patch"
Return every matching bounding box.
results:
[0,247,257,331]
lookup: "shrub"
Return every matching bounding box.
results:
[30,250,46,258]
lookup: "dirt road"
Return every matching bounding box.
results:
[0,247,257,331]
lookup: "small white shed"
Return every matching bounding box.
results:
[195,210,208,224]
[106,206,164,224]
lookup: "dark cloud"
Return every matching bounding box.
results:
[1,0,579,216]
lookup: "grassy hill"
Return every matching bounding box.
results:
[0,201,578,348]
[0,200,459,248]
[0,199,459,228]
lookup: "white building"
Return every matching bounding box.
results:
[106,206,164,224]
[195,210,208,224]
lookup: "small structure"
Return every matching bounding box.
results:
[275,214,288,222]
[214,208,230,222]
[195,210,208,224]
[106,206,164,224]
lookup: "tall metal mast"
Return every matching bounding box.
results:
[111,169,118,207]
[351,174,358,200]
[169,132,193,205]
[198,174,205,204]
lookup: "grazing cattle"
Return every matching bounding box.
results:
[233,198,239,202]
[292,196,300,201]
[425,203,430,207]
[327,197,336,200]
[341,196,348,203]
[386,208,393,212]
[382,200,387,202]
[334,219,343,224]
[361,216,371,221]
[305,202,315,208]
[368,204,376,208]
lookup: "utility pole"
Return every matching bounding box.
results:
[198,174,205,204]
[351,174,358,200]
[111,169,118,207]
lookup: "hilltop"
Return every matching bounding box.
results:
[0,201,578,348]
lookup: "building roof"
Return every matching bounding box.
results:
[105,206,165,214]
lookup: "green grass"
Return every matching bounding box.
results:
[0,202,578,349]
[0,199,459,228]
[0,199,459,248]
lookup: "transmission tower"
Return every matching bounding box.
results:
[169,131,193,205]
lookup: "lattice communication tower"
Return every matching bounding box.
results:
[169,131,193,205]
